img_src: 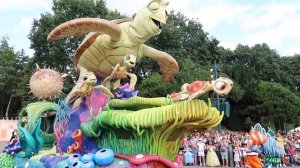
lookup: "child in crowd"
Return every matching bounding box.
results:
[190,136,198,165]
[184,145,193,165]
[289,144,296,166]
[234,145,241,167]
[276,132,287,167]
[197,139,206,166]
[240,143,247,166]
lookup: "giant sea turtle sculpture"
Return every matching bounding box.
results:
[47,0,178,86]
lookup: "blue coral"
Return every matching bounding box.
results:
[114,83,138,99]
[60,103,98,153]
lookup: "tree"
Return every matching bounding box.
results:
[279,54,300,94]
[0,37,17,118]
[246,81,300,130]
[0,37,29,118]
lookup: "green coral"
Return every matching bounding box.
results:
[18,101,57,147]
[30,146,57,161]
[81,97,223,160]
[108,96,173,110]
[0,153,14,168]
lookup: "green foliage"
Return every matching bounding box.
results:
[138,73,169,97]
[0,37,30,118]
[227,82,245,103]
[243,81,300,130]
[0,37,17,94]
[279,54,300,93]
[244,117,254,130]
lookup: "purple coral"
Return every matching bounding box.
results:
[54,99,70,155]
[2,140,22,155]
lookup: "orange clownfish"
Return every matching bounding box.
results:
[247,131,267,146]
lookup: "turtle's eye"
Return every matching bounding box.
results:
[149,2,160,10]
[83,76,88,81]
[215,81,226,91]
[124,55,130,61]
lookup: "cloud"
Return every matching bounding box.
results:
[176,0,252,31]
[106,0,148,16]
[20,17,33,31]
[243,9,300,48]
[287,46,300,56]
[219,41,237,51]
[240,4,300,31]
[0,0,52,11]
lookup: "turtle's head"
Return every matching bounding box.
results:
[212,77,233,96]
[82,72,97,85]
[131,0,169,43]
[123,54,137,68]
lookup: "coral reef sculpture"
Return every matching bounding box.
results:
[16,118,44,158]
[81,97,223,161]
[54,99,70,155]
[2,140,22,156]
[0,153,14,168]
[114,83,139,99]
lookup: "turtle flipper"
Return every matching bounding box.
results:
[72,98,82,110]
[142,45,178,82]
[47,18,122,42]
[113,79,121,90]
[94,85,114,98]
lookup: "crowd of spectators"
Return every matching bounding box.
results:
[181,129,300,167]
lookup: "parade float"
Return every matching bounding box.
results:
[0,0,233,167]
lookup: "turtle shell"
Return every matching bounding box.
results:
[72,19,137,79]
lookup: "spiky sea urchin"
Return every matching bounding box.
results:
[29,65,64,100]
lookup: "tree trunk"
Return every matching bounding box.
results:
[274,120,280,131]
[5,95,12,119]
[279,120,285,132]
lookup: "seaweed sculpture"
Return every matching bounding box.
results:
[81,97,223,160]
[54,99,70,155]
[16,118,44,158]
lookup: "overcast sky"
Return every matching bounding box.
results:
[1,0,300,56]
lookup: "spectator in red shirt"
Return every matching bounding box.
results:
[289,144,296,166]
